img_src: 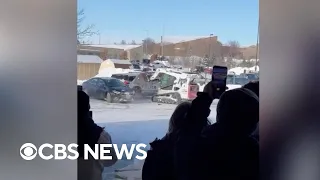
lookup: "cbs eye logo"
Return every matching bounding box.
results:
[20,143,37,160]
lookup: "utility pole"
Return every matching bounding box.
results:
[98,33,101,44]
[209,34,214,66]
[161,24,165,57]
[145,30,149,58]
[188,46,193,69]
[161,35,163,57]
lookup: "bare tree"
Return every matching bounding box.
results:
[180,57,189,68]
[142,37,155,54]
[77,9,97,43]
[201,54,209,67]
[238,59,252,67]
[131,40,137,45]
[225,40,241,68]
[143,37,155,44]
[227,41,241,57]
[120,40,127,45]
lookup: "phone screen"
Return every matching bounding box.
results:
[212,66,228,84]
[211,66,228,98]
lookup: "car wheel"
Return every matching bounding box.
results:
[133,86,142,98]
[104,93,113,103]
[133,86,142,94]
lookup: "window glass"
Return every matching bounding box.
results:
[108,79,125,87]
[160,74,176,90]
[157,73,164,79]
[88,78,99,86]
[128,76,136,81]
[132,64,140,69]
[96,79,106,88]
[111,75,123,80]
[123,75,129,81]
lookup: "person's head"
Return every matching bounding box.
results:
[78,91,90,117]
[216,88,259,135]
[243,80,259,97]
[168,102,191,134]
[168,102,210,134]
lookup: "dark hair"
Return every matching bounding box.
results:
[168,102,210,134]
[243,81,259,97]
[78,91,90,115]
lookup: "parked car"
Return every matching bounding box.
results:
[82,77,134,103]
[240,73,259,81]
[132,72,159,96]
[130,64,141,70]
[111,72,158,97]
[234,77,250,85]
[111,73,139,85]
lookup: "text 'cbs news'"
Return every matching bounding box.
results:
[20,143,148,160]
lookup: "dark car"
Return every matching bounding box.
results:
[82,77,134,103]
[130,64,141,70]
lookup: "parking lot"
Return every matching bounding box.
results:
[89,98,218,179]
[91,98,218,123]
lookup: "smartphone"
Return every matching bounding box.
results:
[211,66,228,99]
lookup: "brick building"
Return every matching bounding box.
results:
[145,36,222,58]
[144,36,257,60]
[77,44,143,60]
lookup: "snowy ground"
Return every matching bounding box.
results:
[90,98,218,179]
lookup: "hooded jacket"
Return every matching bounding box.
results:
[192,88,259,180]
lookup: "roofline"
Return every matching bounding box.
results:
[78,48,101,52]
[86,44,142,51]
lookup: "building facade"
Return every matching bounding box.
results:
[77,55,103,80]
[150,36,223,58]
[126,46,143,60]
[77,44,143,61]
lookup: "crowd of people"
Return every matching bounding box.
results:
[77,80,259,180]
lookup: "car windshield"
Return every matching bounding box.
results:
[105,79,125,87]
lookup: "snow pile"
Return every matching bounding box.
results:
[152,60,171,67]
[161,61,171,67]
[229,66,259,75]
[249,65,259,71]
[77,80,85,85]
[228,67,249,75]
[95,68,131,78]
